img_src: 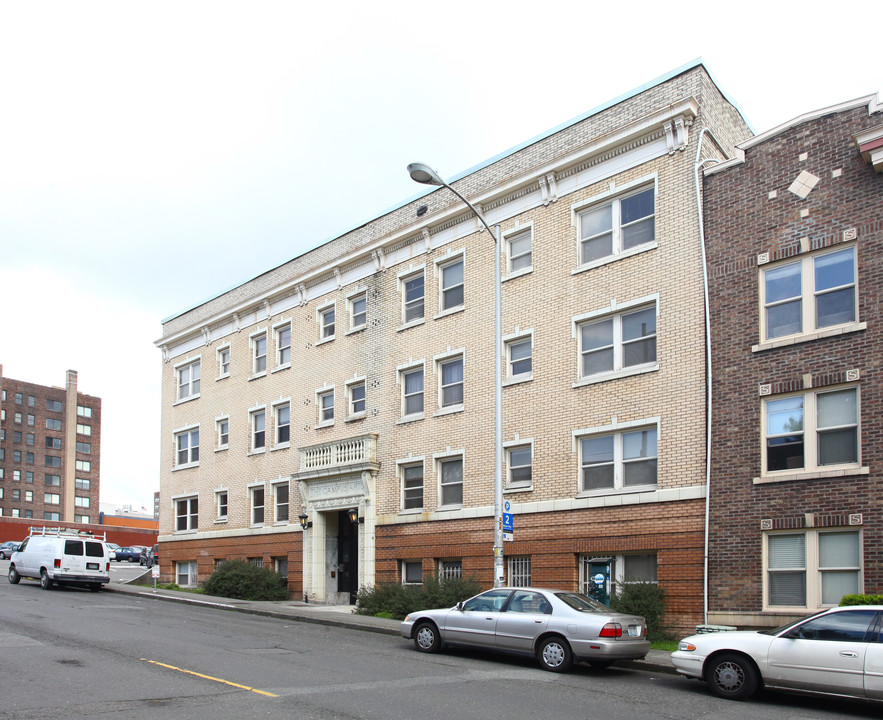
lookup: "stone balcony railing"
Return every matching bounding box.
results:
[297,433,379,475]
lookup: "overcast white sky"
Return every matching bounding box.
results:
[0,1,879,510]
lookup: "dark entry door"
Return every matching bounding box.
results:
[337,510,358,603]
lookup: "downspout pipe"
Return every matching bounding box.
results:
[694,128,719,626]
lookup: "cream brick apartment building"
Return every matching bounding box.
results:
[156,61,751,628]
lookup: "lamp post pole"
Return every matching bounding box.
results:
[407,163,506,588]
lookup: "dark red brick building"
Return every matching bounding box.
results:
[703,96,883,627]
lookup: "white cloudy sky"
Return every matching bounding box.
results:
[1,1,879,510]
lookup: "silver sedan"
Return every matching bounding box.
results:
[400,587,650,672]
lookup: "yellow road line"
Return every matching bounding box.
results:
[141,658,279,697]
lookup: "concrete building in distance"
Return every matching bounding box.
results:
[704,96,883,626]
[0,367,101,522]
[155,61,751,629]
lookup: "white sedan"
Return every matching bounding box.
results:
[671,605,883,702]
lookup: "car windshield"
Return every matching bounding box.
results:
[554,592,610,613]
[760,608,827,636]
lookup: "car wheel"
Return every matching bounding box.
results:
[0,552,6,560]
[537,636,573,672]
[128,557,136,563]
[8,565,20,584]
[413,622,441,653]
[706,653,759,700]
[40,569,53,590]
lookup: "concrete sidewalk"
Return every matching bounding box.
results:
[105,580,677,675]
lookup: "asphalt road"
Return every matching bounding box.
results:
[0,563,880,719]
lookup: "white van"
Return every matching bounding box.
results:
[8,527,111,592]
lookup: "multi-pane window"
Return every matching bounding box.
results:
[216,418,229,449]
[579,186,655,265]
[764,387,858,474]
[275,403,290,445]
[46,399,63,412]
[176,561,198,587]
[350,293,367,330]
[75,496,90,508]
[403,272,425,324]
[506,337,532,379]
[767,530,860,608]
[175,428,199,467]
[45,437,61,449]
[439,457,463,507]
[506,228,532,273]
[77,405,93,418]
[175,496,198,531]
[276,325,291,367]
[216,491,228,520]
[26,415,34,426]
[348,382,366,417]
[580,427,657,492]
[75,478,91,490]
[439,560,463,581]
[318,390,334,424]
[45,474,61,486]
[45,455,61,468]
[218,346,231,377]
[76,442,91,454]
[251,486,265,525]
[402,463,423,510]
[252,333,267,375]
[44,493,60,504]
[402,367,424,417]
[439,357,464,408]
[762,246,856,341]
[251,410,266,450]
[580,305,656,378]
[27,395,35,407]
[25,433,34,446]
[319,306,335,339]
[46,418,62,431]
[176,360,201,401]
[440,258,464,311]
[274,483,289,523]
[507,445,532,487]
[508,556,532,587]
[77,423,92,436]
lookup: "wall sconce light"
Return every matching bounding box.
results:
[347,507,363,525]
[298,512,312,530]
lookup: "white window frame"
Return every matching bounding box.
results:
[434,250,465,317]
[316,387,335,427]
[250,330,268,377]
[317,303,336,343]
[763,529,863,611]
[250,407,267,453]
[504,330,533,384]
[758,245,860,348]
[174,495,198,533]
[572,181,656,271]
[174,425,200,469]
[273,400,291,448]
[402,560,423,586]
[217,344,231,379]
[398,457,425,512]
[346,377,367,420]
[434,349,465,415]
[574,418,659,496]
[434,450,464,509]
[176,560,198,587]
[216,416,229,451]
[215,490,228,522]
[175,357,201,402]
[759,385,863,483]
[273,481,290,524]
[503,224,533,278]
[348,290,368,333]
[274,322,292,370]
[505,439,533,490]
[397,361,425,421]
[399,267,425,327]
[249,482,266,526]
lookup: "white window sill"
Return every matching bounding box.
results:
[273,520,289,527]
[571,242,657,276]
[346,325,367,336]
[434,405,464,418]
[214,446,228,453]
[437,504,463,512]
[576,483,657,499]
[397,318,425,332]
[505,484,533,494]
[216,374,229,382]
[434,306,465,321]
[399,507,425,516]
[316,336,335,346]
[346,412,367,423]
[174,529,198,536]
[250,523,264,529]
[503,267,532,282]
[753,466,869,484]
[213,517,228,525]
[752,322,866,352]
[504,374,533,387]
[248,448,266,456]
[271,364,291,374]
[172,462,199,472]
[271,442,290,452]
[248,372,267,382]
[573,363,659,388]
[173,394,200,407]
[315,420,334,429]
[397,413,425,425]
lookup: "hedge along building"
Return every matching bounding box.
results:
[155,60,751,628]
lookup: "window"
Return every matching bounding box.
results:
[76,442,91,454]
[13,470,20,481]
[402,271,425,324]
[176,496,198,531]
[75,496,90,508]
[317,389,334,425]
[77,423,92,436]
[506,336,532,380]
[45,437,61,449]
[580,426,657,492]
[15,392,22,404]
[507,445,532,487]
[251,409,266,451]
[439,356,464,409]
[347,381,366,418]
[438,456,463,507]
[274,482,289,523]
[25,472,33,483]
[401,366,424,418]
[25,433,34,446]
[176,359,201,401]
[274,557,288,581]
[46,399,63,412]
[25,490,33,502]
[251,486,265,525]
[77,405,93,418]
[349,292,367,331]
[216,418,229,449]
[438,560,462,581]
[275,403,290,445]
[176,561,198,587]
[217,346,231,377]
[766,530,860,609]
[439,257,464,312]
[252,332,267,375]
[762,246,856,342]
[579,305,656,378]
[275,324,291,367]
[46,418,62,431]
[319,305,335,340]
[216,491,228,520]
[73,514,87,523]
[506,227,532,274]
[45,474,61,486]
[763,387,859,475]
[13,430,22,443]
[175,427,199,467]
[27,395,35,407]
[402,561,423,585]
[75,478,91,490]
[401,463,423,510]
[14,412,22,423]
[26,414,34,426]
[44,512,61,521]
[508,556,532,587]
[578,186,655,265]
[45,455,61,468]
[44,493,60,504]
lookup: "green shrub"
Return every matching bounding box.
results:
[203,560,289,601]
[610,582,670,642]
[356,575,482,619]
[840,593,883,606]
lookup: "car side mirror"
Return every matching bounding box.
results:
[456,601,465,611]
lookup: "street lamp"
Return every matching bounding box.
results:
[407,162,505,589]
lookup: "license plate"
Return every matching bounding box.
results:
[628,626,641,637]
[87,563,99,570]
